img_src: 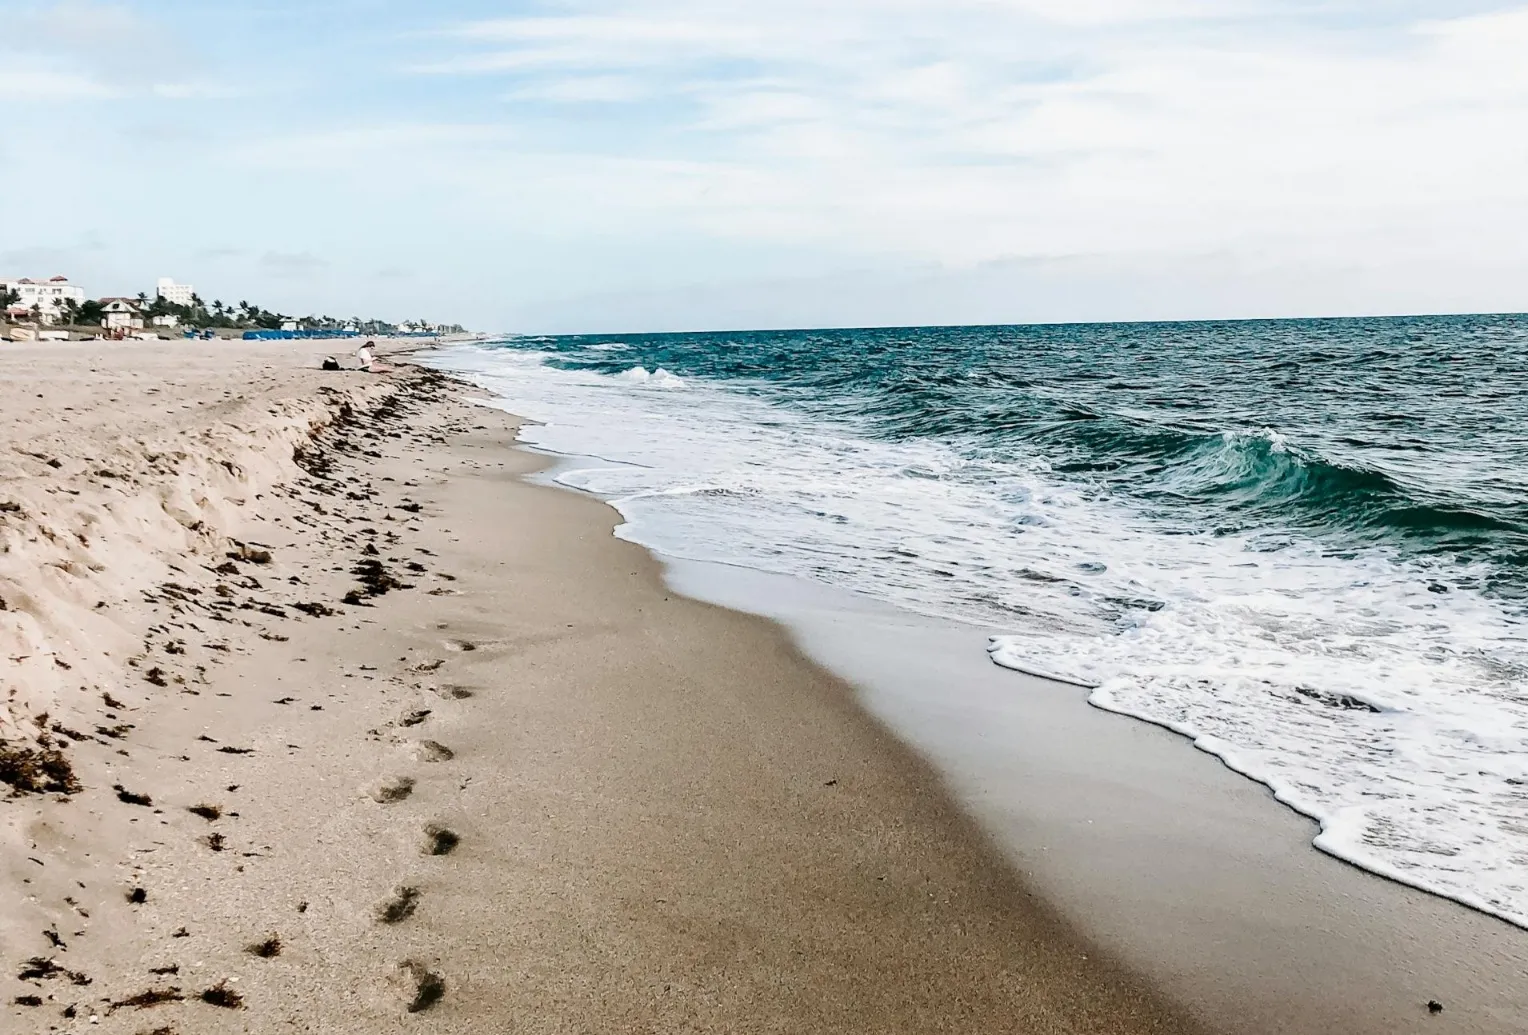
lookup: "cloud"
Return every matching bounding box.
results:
[0,67,116,100]
[3,1,236,103]
[261,251,329,277]
[503,74,652,103]
[396,1,1528,273]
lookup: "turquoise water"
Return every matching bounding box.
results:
[436,314,1528,926]
[534,317,1528,593]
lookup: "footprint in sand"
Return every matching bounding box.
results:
[395,960,445,1013]
[375,886,421,924]
[422,824,460,856]
[370,776,416,803]
[413,741,454,763]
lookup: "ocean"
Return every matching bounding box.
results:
[430,315,1528,928]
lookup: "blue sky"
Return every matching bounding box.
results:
[3,0,1526,332]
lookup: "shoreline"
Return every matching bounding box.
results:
[2,340,1202,1032]
[471,389,1528,1033]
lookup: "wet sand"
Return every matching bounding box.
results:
[1,340,1199,1032]
[664,559,1528,1035]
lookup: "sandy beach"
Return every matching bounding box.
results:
[1,338,1205,1033]
[4,337,1526,1034]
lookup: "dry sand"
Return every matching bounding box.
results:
[0,338,1203,1032]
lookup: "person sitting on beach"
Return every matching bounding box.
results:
[356,341,377,371]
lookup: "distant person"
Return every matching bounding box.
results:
[355,339,393,373]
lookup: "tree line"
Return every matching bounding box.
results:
[2,288,460,336]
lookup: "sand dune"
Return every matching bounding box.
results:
[0,341,396,775]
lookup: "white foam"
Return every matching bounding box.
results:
[427,343,1528,930]
[616,365,685,387]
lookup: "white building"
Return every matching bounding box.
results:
[1,275,87,325]
[99,298,145,331]
[151,314,181,329]
[155,277,195,307]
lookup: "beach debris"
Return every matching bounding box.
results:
[398,709,431,728]
[114,785,153,806]
[414,740,454,763]
[149,965,180,976]
[144,667,169,687]
[13,995,42,1007]
[375,886,421,924]
[199,981,244,1009]
[246,935,282,959]
[434,684,474,700]
[396,960,445,1013]
[217,745,255,755]
[351,557,408,598]
[371,776,415,803]
[187,803,222,821]
[423,824,460,856]
[0,739,80,794]
[17,957,90,985]
[1428,1000,1444,1014]
[107,987,183,1013]
[202,832,227,852]
[127,887,148,905]
[292,601,337,617]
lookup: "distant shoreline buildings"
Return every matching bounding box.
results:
[1,273,464,341]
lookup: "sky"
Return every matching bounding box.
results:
[2,0,1526,333]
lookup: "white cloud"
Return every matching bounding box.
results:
[397,1,1528,273]
[0,67,116,100]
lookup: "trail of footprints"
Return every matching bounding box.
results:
[369,687,466,1015]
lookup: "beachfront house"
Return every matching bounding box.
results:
[151,314,181,329]
[99,298,145,331]
[155,277,195,307]
[0,275,87,325]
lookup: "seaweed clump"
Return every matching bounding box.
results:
[199,981,245,1009]
[0,738,81,795]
